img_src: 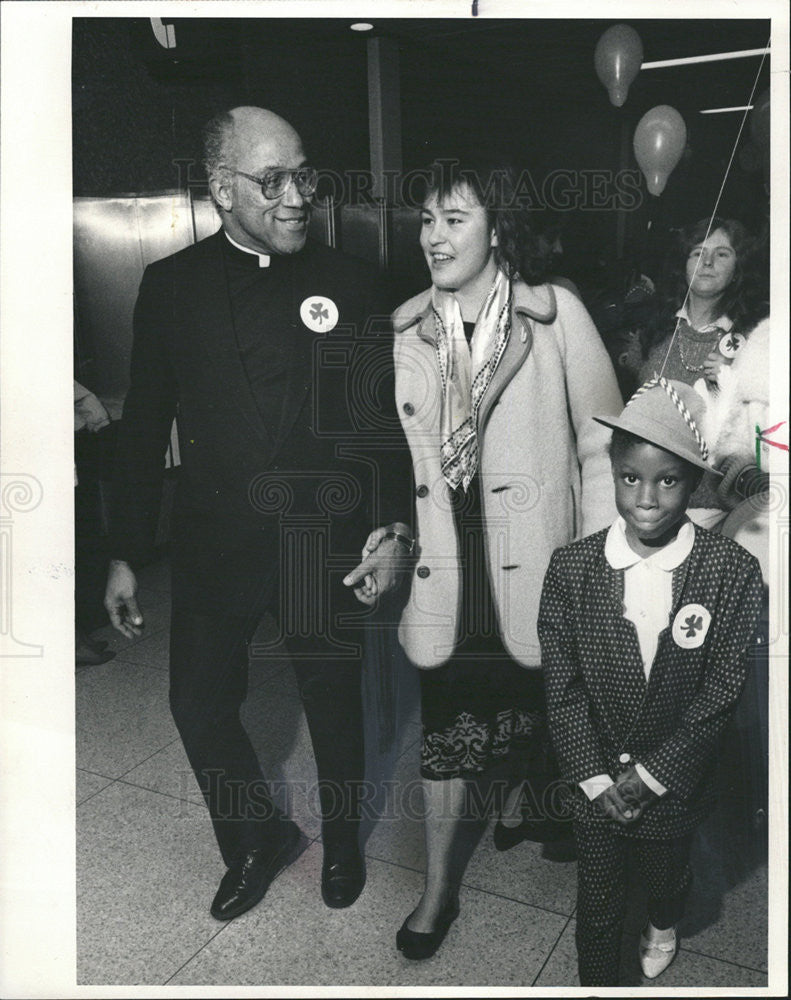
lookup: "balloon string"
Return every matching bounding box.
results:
[658,36,771,378]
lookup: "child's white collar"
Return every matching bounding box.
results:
[605,517,695,571]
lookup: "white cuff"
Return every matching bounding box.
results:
[635,762,667,797]
[579,774,615,801]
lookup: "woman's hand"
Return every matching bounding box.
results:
[702,350,724,387]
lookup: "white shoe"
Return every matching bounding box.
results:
[639,926,678,979]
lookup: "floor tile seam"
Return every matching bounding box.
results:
[76,773,199,811]
[76,779,119,808]
[96,735,185,782]
[111,773,206,809]
[93,649,171,671]
[160,925,232,986]
[451,881,574,919]
[530,911,575,986]
[546,914,766,977]
[110,626,170,652]
[78,766,120,779]
[358,853,574,918]
[678,942,768,974]
[102,621,170,647]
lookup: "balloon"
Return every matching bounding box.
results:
[749,88,770,150]
[595,24,643,108]
[633,105,687,196]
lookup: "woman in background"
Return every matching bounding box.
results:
[627,217,768,537]
[389,157,622,959]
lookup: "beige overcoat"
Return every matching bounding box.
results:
[392,280,622,668]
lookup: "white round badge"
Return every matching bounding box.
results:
[718,332,745,358]
[672,603,712,649]
[300,296,338,333]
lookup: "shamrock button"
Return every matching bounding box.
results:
[718,332,745,358]
[300,296,339,333]
[672,603,712,649]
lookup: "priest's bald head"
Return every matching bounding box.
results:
[202,107,317,256]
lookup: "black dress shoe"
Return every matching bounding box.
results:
[493,814,573,851]
[321,841,365,909]
[210,821,301,921]
[396,897,460,960]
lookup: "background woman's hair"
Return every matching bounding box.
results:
[420,154,550,285]
[639,215,767,356]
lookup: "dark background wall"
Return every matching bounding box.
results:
[73,19,371,195]
[73,15,771,285]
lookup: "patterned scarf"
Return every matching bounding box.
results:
[433,269,512,491]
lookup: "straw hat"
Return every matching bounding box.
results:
[595,375,719,474]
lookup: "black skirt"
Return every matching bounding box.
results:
[419,475,547,780]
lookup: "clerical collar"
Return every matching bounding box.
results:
[224,231,271,268]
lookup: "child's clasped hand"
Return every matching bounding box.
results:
[594,767,657,825]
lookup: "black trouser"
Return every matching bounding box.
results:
[169,605,365,867]
[574,821,693,987]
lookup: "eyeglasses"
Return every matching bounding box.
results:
[233,167,318,200]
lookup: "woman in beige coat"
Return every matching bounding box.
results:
[391,157,622,960]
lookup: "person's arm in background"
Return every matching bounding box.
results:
[74,380,111,433]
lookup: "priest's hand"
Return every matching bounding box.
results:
[343,523,414,606]
[104,559,144,637]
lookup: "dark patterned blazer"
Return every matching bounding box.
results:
[538,524,763,837]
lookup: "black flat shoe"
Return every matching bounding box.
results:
[321,841,365,909]
[210,820,302,920]
[493,815,574,851]
[396,898,460,960]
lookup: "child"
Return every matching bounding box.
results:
[537,376,763,987]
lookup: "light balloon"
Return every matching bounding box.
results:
[633,105,687,196]
[595,24,643,108]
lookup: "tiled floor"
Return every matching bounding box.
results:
[77,558,770,988]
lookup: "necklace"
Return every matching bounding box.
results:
[676,323,719,373]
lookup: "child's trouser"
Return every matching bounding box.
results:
[574,821,693,986]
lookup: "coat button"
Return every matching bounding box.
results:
[416,484,429,498]
[403,402,415,415]
[619,752,631,764]
[416,565,430,579]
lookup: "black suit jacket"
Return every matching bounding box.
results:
[112,231,411,616]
